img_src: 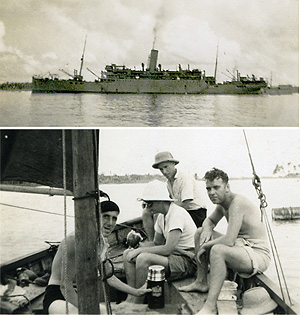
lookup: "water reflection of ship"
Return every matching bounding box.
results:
[32,40,268,94]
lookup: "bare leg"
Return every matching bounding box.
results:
[123,249,137,302]
[142,208,155,241]
[48,300,78,314]
[179,252,209,293]
[179,228,209,292]
[197,244,253,314]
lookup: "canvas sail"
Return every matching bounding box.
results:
[0,130,74,191]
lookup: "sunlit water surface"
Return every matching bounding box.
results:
[0,91,298,126]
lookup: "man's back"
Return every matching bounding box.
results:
[48,233,76,286]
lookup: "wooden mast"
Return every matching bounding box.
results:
[72,130,100,314]
[78,36,87,79]
[214,45,218,83]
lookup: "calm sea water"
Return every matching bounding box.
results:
[0,91,298,127]
[0,178,299,300]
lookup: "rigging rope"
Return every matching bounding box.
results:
[0,202,74,217]
[62,130,69,314]
[242,130,293,307]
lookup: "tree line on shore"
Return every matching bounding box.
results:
[0,82,32,90]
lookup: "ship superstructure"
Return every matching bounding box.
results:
[32,44,267,94]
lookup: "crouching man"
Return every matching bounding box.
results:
[43,200,151,314]
[179,168,271,315]
[123,180,197,304]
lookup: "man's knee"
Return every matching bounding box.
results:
[123,248,132,261]
[135,252,152,268]
[49,300,78,314]
[209,244,227,261]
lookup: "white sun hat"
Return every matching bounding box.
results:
[241,287,277,314]
[137,180,176,202]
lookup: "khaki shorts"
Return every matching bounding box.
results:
[234,238,271,278]
[167,248,196,281]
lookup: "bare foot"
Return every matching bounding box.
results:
[179,280,209,293]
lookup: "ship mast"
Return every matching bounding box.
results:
[79,36,87,79]
[214,45,219,83]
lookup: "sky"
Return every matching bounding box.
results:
[0,0,298,86]
[99,128,300,178]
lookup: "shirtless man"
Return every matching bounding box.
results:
[43,200,151,314]
[143,151,207,241]
[179,168,271,315]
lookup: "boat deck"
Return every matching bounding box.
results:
[2,222,299,314]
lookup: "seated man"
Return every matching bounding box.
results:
[143,152,207,241]
[43,200,151,314]
[179,168,271,315]
[123,180,197,304]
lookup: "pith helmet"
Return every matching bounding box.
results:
[137,180,176,202]
[241,287,277,314]
[152,152,179,169]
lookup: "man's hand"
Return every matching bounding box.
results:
[199,229,212,246]
[124,248,140,262]
[135,282,152,296]
[196,245,207,264]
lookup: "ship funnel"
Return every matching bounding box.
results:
[149,49,158,73]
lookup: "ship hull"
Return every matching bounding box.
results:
[32,77,264,95]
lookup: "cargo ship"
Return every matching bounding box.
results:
[32,43,267,94]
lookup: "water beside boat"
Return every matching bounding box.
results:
[1,178,299,300]
[0,91,298,127]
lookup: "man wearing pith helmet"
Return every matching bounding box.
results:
[123,180,197,304]
[143,151,207,241]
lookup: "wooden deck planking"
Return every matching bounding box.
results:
[217,301,238,315]
[170,277,207,314]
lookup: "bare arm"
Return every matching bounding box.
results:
[107,275,151,296]
[125,229,182,261]
[202,200,243,250]
[199,206,224,244]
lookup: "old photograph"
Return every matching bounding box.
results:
[1,128,299,313]
[0,0,298,127]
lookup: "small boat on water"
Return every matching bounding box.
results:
[272,207,300,220]
[1,130,299,314]
[1,215,300,314]
[32,40,267,95]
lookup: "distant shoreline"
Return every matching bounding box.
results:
[1,173,298,187]
[0,82,32,91]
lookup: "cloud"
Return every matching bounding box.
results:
[0,0,298,84]
[99,128,300,178]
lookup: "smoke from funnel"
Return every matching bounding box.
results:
[152,27,157,49]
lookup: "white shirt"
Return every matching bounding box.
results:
[154,203,196,250]
[167,170,206,210]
